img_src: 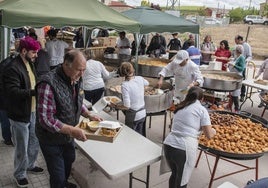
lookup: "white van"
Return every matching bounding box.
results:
[243,15,268,25]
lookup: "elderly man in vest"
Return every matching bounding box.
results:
[36,49,102,188]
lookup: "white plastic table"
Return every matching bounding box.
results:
[75,111,162,188]
[240,79,268,112]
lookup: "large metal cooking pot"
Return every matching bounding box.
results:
[144,77,173,113]
[137,57,173,78]
[104,53,120,66]
[201,70,243,92]
[199,110,268,160]
[105,77,173,113]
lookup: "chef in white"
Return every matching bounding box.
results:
[158,50,204,102]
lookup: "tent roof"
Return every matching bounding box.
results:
[122,7,199,34]
[0,0,140,33]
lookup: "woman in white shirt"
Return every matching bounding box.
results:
[115,62,149,136]
[163,86,216,188]
[83,52,116,104]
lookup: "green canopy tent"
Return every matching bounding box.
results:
[122,7,199,34]
[0,0,140,32]
[122,7,200,70]
[0,0,140,59]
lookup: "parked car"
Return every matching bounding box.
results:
[243,15,268,25]
[204,18,222,25]
[186,16,197,23]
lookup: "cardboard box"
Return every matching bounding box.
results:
[77,123,122,143]
[97,37,117,47]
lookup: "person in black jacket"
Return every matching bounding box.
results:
[146,33,166,57]
[0,53,16,145]
[3,36,44,188]
[182,34,194,50]
[131,36,146,56]
[167,33,182,59]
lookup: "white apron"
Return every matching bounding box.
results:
[174,67,192,101]
[180,136,199,186]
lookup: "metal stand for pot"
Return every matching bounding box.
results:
[146,110,168,142]
[195,149,260,188]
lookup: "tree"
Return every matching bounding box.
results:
[141,0,150,7]
[228,8,244,23]
[262,4,268,17]
[197,6,206,16]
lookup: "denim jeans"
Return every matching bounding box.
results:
[0,109,12,142]
[133,117,146,137]
[40,141,75,188]
[245,177,268,188]
[9,112,39,180]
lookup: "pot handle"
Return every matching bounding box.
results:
[232,80,240,83]
[163,89,170,93]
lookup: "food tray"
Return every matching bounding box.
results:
[103,96,121,104]
[77,122,123,143]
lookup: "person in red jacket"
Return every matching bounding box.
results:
[214,40,231,71]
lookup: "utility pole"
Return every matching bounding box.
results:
[166,0,178,10]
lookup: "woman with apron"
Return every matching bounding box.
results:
[163,86,216,188]
[227,44,246,113]
[115,62,149,136]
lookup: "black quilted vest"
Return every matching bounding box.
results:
[36,66,84,145]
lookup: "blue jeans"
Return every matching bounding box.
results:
[40,141,75,188]
[133,117,146,137]
[245,177,268,188]
[0,109,12,142]
[9,112,40,180]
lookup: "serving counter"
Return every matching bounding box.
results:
[75,111,162,188]
[240,79,268,116]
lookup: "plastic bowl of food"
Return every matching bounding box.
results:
[88,121,100,131]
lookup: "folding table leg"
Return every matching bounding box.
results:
[129,173,133,188]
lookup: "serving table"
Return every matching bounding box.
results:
[240,79,268,116]
[75,111,162,188]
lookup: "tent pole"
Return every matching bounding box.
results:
[134,33,139,75]
[0,26,10,60]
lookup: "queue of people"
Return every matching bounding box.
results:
[0,28,266,188]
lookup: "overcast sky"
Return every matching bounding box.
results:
[125,0,265,10]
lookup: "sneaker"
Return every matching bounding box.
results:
[258,103,264,108]
[65,181,77,188]
[27,166,44,174]
[240,96,245,102]
[15,178,29,188]
[247,179,255,185]
[234,110,240,114]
